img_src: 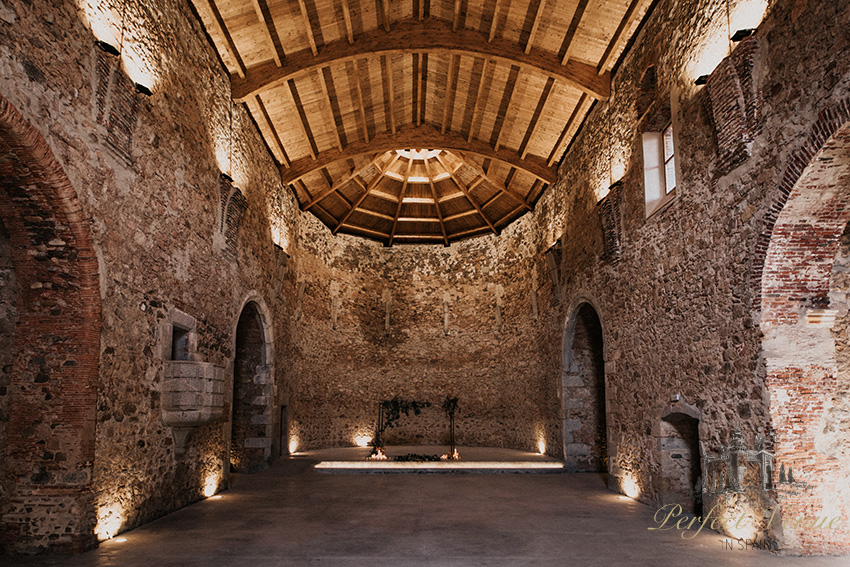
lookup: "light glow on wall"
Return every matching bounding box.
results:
[289,437,299,454]
[353,433,372,448]
[203,473,220,498]
[725,506,760,541]
[78,0,122,48]
[621,475,641,499]
[688,0,769,82]
[537,438,546,455]
[729,0,769,33]
[95,503,125,541]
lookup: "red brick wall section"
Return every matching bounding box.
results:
[759,116,850,554]
[0,93,101,553]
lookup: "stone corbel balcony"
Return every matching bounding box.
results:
[162,360,226,453]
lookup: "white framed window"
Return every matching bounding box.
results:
[643,122,677,217]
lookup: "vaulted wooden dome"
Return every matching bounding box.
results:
[189,0,653,244]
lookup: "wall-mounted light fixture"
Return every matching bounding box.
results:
[694,75,710,86]
[731,28,756,42]
[95,39,120,57]
[134,82,153,97]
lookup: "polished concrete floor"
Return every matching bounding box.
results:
[11,454,850,567]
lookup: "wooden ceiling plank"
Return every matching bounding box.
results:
[598,0,645,75]
[280,124,557,185]
[424,157,449,246]
[381,55,397,134]
[525,0,547,55]
[441,54,457,135]
[488,0,502,43]
[341,0,354,44]
[254,94,290,168]
[547,93,591,166]
[467,59,492,144]
[287,79,318,160]
[251,0,283,66]
[519,76,555,159]
[317,68,344,151]
[230,20,610,102]
[297,0,319,56]
[335,154,402,235]
[436,154,498,235]
[389,158,415,246]
[559,0,590,65]
[196,0,245,78]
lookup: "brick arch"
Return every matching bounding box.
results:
[0,93,101,553]
[758,108,850,555]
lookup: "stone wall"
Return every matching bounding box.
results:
[0,218,15,512]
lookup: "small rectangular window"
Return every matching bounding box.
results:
[663,124,676,194]
[171,326,191,361]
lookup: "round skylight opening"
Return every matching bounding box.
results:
[396,149,443,160]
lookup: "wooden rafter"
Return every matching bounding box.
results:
[441,54,457,134]
[519,77,555,159]
[424,157,449,246]
[317,68,343,151]
[230,20,611,102]
[297,0,318,56]
[525,0,547,54]
[492,65,520,151]
[335,154,401,235]
[279,123,557,185]
[420,54,428,126]
[452,0,463,32]
[489,0,502,43]
[287,79,318,160]
[559,0,590,65]
[456,155,533,212]
[547,94,592,166]
[468,59,493,143]
[435,154,498,235]
[389,158,414,245]
[194,0,245,78]
[351,60,370,143]
[341,0,354,44]
[597,0,645,74]
[381,0,391,32]
[253,94,290,168]
[251,0,283,66]
[381,55,396,134]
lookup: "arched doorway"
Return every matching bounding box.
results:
[230,301,274,473]
[656,410,702,515]
[0,94,101,552]
[562,301,608,472]
[757,108,850,554]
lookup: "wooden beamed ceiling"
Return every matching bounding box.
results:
[191,0,653,246]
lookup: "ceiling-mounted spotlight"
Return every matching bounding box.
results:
[95,40,120,57]
[134,83,153,97]
[731,28,756,42]
[220,172,234,183]
[694,75,710,86]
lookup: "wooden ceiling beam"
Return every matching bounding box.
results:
[381,55,396,134]
[389,158,415,246]
[457,156,533,212]
[488,0,502,43]
[341,0,354,44]
[468,59,493,143]
[424,157,449,246]
[193,0,245,78]
[279,123,557,185]
[253,94,290,168]
[335,154,401,235]
[519,77,554,159]
[443,209,478,222]
[230,20,610,102]
[492,65,520,151]
[441,54,457,134]
[559,0,590,65]
[435,154,498,235]
[547,93,592,166]
[287,79,318,160]
[251,0,283,66]
[524,0,547,54]
[351,60,370,143]
[598,0,645,74]
[317,69,344,151]
[296,0,319,56]
[452,0,463,32]
[381,0,391,32]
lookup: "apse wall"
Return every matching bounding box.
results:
[285,212,557,454]
[0,0,300,552]
[515,0,850,555]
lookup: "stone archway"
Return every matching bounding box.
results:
[561,301,608,472]
[652,402,702,516]
[0,94,101,553]
[758,104,850,555]
[230,299,275,473]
